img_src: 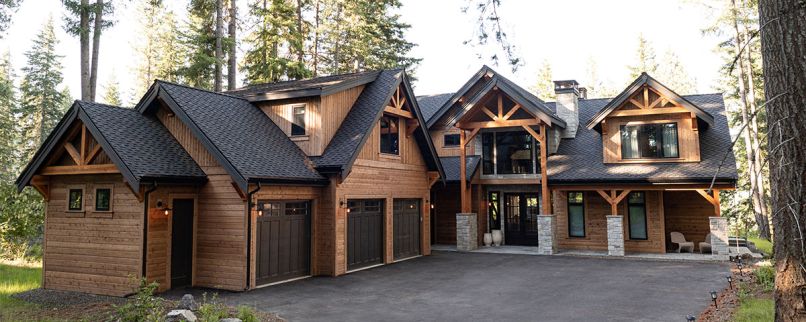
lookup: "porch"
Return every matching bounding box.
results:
[431,244,730,262]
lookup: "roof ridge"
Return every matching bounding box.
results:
[233,69,387,91]
[155,79,250,102]
[76,100,134,111]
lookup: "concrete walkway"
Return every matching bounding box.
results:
[196,251,729,321]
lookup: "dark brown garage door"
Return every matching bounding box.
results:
[347,199,384,270]
[393,199,421,260]
[256,200,311,285]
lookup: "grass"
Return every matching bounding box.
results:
[733,298,774,322]
[748,236,773,256]
[0,261,42,320]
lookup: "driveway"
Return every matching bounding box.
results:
[191,251,729,321]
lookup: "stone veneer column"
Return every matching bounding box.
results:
[606,216,625,256]
[456,213,478,251]
[709,217,729,255]
[537,215,557,255]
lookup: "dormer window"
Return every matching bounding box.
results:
[620,123,679,159]
[380,115,399,155]
[291,105,306,136]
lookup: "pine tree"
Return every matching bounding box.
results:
[17,18,68,160]
[62,0,114,101]
[0,52,17,181]
[243,0,310,83]
[531,60,554,101]
[655,50,697,94]
[177,0,217,89]
[132,1,182,96]
[102,73,121,106]
[627,33,658,79]
[583,57,619,98]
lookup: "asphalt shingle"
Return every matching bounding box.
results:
[439,156,481,182]
[416,93,453,123]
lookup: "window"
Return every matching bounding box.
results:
[443,134,460,147]
[68,189,83,211]
[627,192,648,240]
[291,105,306,136]
[481,131,539,175]
[620,123,679,159]
[380,115,399,155]
[488,192,500,230]
[567,192,585,237]
[95,188,111,211]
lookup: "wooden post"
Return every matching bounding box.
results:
[540,124,550,215]
[713,189,721,217]
[459,129,469,213]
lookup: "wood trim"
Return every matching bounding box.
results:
[551,184,736,191]
[64,143,82,165]
[609,107,689,117]
[459,130,469,213]
[39,164,119,175]
[695,189,721,216]
[596,189,631,216]
[383,106,413,119]
[464,128,480,146]
[85,144,102,164]
[502,104,521,120]
[481,107,498,121]
[91,184,115,213]
[456,118,540,129]
[540,123,549,214]
[231,182,247,201]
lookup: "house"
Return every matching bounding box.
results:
[16,69,443,296]
[15,65,737,297]
[421,66,736,256]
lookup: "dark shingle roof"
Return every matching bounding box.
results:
[152,81,325,187]
[544,93,738,183]
[416,93,453,122]
[228,70,380,100]
[439,156,480,182]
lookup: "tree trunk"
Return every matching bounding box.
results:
[214,0,224,92]
[312,0,319,76]
[295,0,305,70]
[88,0,103,102]
[732,0,772,240]
[757,0,806,320]
[227,0,237,90]
[80,0,90,101]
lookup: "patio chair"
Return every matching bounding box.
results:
[699,233,713,254]
[670,232,695,253]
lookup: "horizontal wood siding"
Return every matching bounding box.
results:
[43,174,142,296]
[602,113,700,163]
[663,191,713,252]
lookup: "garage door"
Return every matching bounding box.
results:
[393,199,421,260]
[347,199,384,270]
[256,200,311,285]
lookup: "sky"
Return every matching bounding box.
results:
[0,0,726,103]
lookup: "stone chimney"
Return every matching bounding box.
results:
[553,80,580,139]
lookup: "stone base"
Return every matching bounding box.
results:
[456,213,478,251]
[607,216,625,256]
[709,217,728,255]
[537,215,557,255]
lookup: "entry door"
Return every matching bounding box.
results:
[347,199,384,270]
[393,199,421,260]
[171,199,194,288]
[256,201,311,285]
[504,193,539,246]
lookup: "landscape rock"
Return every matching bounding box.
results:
[166,309,197,322]
[219,319,242,322]
[178,294,199,310]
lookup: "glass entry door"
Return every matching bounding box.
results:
[504,193,540,246]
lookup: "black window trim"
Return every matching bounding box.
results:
[619,122,680,160]
[67,187,84,212]
[567,191,586,238]
[94,186,113,212]
[291,104,307,136]
[443,133,461,147]
[627,191,648,240]
[380,115,400,155]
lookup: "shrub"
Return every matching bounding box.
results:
[237,305,259,322]
[197,293,228,322]
[755,265,775,292]
[113,279,165,322]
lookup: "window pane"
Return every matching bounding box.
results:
[95,188,111,211]
[285,202,309,216]
[621,123,679,159]
[482,133,494,174]
[444,134,460,147]
[291,106,306,136]
[495,131,534,174]
[568,192,584,204]
[68,189,82,211]
[568,205,585,237]
[629,205,647,239]
[380,116,399,154]
[662,124,679,157]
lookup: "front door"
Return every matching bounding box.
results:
[503,193,539,245]
[170,199,194,288]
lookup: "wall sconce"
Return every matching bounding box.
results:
[256,201,265,217]
[339,198,350,213]
[156,200,171,216]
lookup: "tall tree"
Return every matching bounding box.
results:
[583,57,619,98]
[0,0,23,36]
[102,73,121,106]
[462,0,520,72]
[243,0,309,83]
[0,52,17,181]
[757,0,806,319]
[531,60,554,101]
[177,0,217,89]
[227,0,237,90]
[627,33,658,79]
[132,1,182,97]
[63,0,113,101]
[655,50,697,94]
[214,0,224,91]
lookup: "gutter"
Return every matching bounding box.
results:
[245,182,262,290]
[141,183,158,279]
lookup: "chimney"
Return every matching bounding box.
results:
[578,87,588,100]
[553,80,580,138]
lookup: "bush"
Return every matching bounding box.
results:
[113,279,165,322]
[755,265,775,292]
[237,305,259,322]
[197,293,228,322]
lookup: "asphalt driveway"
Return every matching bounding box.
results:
[187,251,729,321]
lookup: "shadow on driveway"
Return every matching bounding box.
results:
[170,251,730,322]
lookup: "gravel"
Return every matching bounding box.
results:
[12,288,126,308]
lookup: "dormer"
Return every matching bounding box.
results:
[586,73,714,164]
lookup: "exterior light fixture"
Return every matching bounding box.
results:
[726,275,733,288]
[737,262,744,276]
[430,203,435,209]
[156,200,171,216]
[686,315,696,322]
[710,291,718,309]
[257,202,264,217]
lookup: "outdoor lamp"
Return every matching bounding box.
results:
[686,315,696,322]
[737,262,744,275]
[710,291,718,309]
[156,200,171,216]
[257,202,264,217]
[726,275,733,288]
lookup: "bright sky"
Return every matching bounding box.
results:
[0,0,725,103]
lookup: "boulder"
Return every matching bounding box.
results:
[178,294,199,311]
[166,309,197,322]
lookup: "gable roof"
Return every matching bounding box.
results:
[585,72,715,130]
[228,70,380,101]
[416,93,453,122]
[545,93,737,184]
[16,101,206,191]
[136,81,326,190]
[315,69,445,179]
[426,65,566,129]
[439,156,480,182]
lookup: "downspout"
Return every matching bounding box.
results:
[245,182,262,290]
[141,182,158,279]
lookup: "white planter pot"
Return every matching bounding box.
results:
[483,233,493,247]
[492,229,503,246]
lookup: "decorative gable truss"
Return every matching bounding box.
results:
[383,86,422,137]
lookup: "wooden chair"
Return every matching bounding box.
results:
[699,233,713,254]
[670,232,695,253]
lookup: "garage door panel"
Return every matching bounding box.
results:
[394,199,421,260]
[256,201,311,285]
[347,200,384,270]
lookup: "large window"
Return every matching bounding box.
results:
[627,192,648,240]
[481,131,538,175]
[291,105,306,136]
[380,115,399,155]
[620,123,679,159]
[567,192,585,237]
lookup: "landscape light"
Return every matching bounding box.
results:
[726,275,733,288]
[686,315,696,322]
[710,291,718,309]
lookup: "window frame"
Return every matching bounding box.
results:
[290,104,307,136]
[567,191,586,238]
[619,122,680,160]
[67,187,84,212]
[93,186,113,212]
[626,191,648,240]
[443,133,460,148]
[379,115,400,155]
[480,130,540,175]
